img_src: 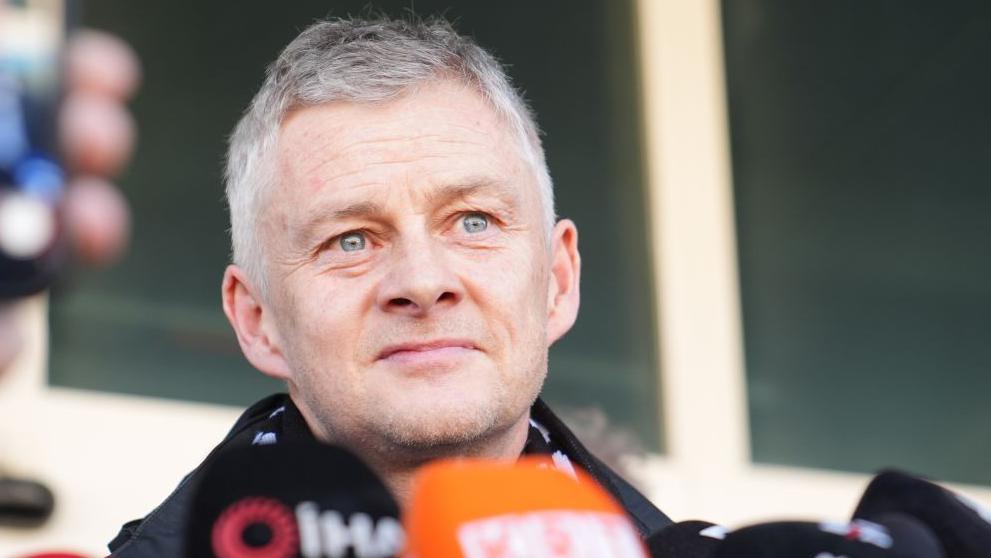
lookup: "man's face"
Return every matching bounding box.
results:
[252,81,578,454]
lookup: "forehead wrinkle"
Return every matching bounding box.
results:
[331,132,481,161]
[293,122,496,174]
[330,132,496,170]
[288,137,495,199]
[317,153,458,191]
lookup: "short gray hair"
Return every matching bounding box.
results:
[225,16,555,292]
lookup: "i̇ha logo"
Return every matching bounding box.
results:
[212,497,299,558]
[211,498,404,558]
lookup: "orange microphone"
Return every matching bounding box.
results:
[402,456,648,558]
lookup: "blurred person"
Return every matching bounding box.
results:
[109,16,671,556]
[0,30,138,373]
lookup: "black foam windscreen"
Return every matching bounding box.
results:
[712,516,944,558]
[184,443,403,558]
[645,520,724,558]
[874,513,946,558]
[853,469,991,558]
[0,476,55,528]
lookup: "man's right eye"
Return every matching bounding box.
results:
[339,232,366,252]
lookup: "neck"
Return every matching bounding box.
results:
[290,395,532,510]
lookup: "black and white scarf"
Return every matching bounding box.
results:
[245,399,577,477]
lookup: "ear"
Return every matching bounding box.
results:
[221,264,293,381]
[546,219,581,345]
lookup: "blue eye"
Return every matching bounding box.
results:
[462,213,489,234]
[339,232,366,251]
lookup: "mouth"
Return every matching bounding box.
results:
[377,339,480,365]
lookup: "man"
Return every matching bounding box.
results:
[109,16,671,556]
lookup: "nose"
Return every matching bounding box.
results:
[376,233,463,317]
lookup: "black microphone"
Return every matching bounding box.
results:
[853,469,991,558]
[645,519,725,557]
[711,515,944,558]
[185,443,403,558]
[0,475,55,528]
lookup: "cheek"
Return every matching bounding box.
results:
[461,245,549,341]
[282,276,374,364]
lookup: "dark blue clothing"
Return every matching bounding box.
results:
[108,394,672,557]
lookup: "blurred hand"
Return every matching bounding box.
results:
[62,30,139,265]
[0,30,139,372]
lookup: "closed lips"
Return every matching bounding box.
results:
[377,340,478,360]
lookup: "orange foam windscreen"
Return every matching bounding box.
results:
[402,456,647,558]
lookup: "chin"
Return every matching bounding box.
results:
[375,388,520,450]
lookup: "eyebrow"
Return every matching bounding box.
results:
[424,177,522,209]
[330,200,385,221]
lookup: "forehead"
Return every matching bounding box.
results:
[273,80,536,209]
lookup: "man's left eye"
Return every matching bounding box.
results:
[461,212,489,234]
[339,232,367,251]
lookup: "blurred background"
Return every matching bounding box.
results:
[1,0,989,554]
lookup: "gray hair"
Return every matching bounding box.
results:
[225,16,555,293]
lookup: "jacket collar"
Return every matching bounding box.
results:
[109,393,671,556]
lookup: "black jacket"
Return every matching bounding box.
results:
[109,394,672,556]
